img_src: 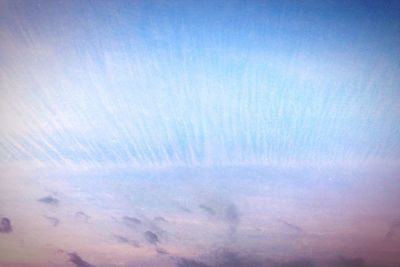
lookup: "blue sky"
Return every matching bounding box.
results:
[0,1,400,266]
[1,0,399,167]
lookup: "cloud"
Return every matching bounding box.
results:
[123,216,142,227]
[199,205,216,216]
[154,216,168,223]
[199,202,241,239]
[156,247,169,255]
[177,258,211,267]
[113,234,140,247]
[278,219,303,233]
[385,220,400,239]
[175,251,394,267]
[175,250,315,267]
[0,217,12,233]
[38,195,59,205]
[278,259,315,267]
[178,205,192,213]
[69,252,95,267]
[224,204,240,224]
[144,230,159,245]
[224,203,240,237]
[114,234,129,243]
[75,211,90,222]
[329,256,366,267]
[45,216,60,227]
[213,250,268,267]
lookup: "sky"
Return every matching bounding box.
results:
[0,0,400,266]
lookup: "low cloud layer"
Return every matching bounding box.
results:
[175,250,393,267]
[330,256,366,267]
[177,258,211,267]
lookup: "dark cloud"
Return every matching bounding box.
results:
[278,219,303,233]
[0,217,12,233]
[213,250,269,267]
[130,240,140,248]
[38,195,59,205]
[113,234,140,247]
[224,204,240,237]
[156,247,169,255]
[75,211,90,222]
[175,250,315,267]
[199,205,216,216]
[278,259,315,267]
[144,230,159,245]
[123,216,142,226]
[114,234,129,243]
[45,216,60,227]
[69,252,95,267]
[385,220,400,239]
[177,258,211,267]
[179,206,192,213]
[154,216,168,223]
[329,256,366,267]
[225,204,240,223]
[199,202,241,239]
[174,251,393,267]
